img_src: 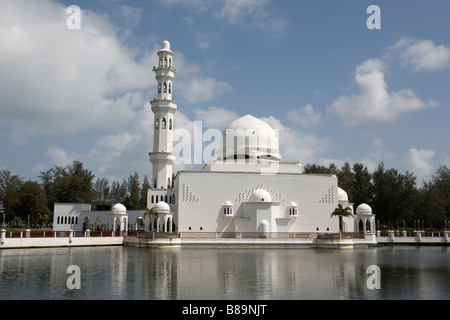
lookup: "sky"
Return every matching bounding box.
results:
[1,0,449,186]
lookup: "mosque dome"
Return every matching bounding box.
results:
[338,187,349,202]
[356,203,372,215]
[111,203,126,214]
[249,189,272,202]
[159,40,173,53]
[154,201,170,213]
[217,115,281,162]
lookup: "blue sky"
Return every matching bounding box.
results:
[1,0,449,186]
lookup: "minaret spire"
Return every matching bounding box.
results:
[149,40,178,189]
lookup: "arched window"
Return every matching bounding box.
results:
[151,195,154,203]
[168,83,172,94]
[167,177,171,188]
[160,58,163,67]
[165,195,168,202]
[163,82,167,93]
[57,216,60,224]
[158,83,162,93]
[156,195,159,203]
[223,202,233,217]
[155,118,159,129]
[169,57,172,67]
[169,119,172,130]
[162,118,166,129]
[164,57,167,67]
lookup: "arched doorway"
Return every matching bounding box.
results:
[83,217,90,231]
[95,217,103,231]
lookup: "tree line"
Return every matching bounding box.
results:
[304,162,450,230]
[0,161,150,227]
[0,160,449,230]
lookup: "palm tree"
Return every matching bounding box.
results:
[144,207,157,220]
[142,207,157,232]
[331,204,353,232]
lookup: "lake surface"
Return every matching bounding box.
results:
[0,245,449,300]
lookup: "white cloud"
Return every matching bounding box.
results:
[192,106,238,129]
[0,0,231,146]
[405,148,435,181]
[119,5,142,27]
[162,0,286,35]
[217,0,286,36]
[46,146,79,168]
[217,0,269,24]
[387,37,450,72]
[328,58,437,126]
[261,116,329,164]
[0,0,154,139]
[287,104,323,129]
[361,138,391,172]
[178,77,232,104]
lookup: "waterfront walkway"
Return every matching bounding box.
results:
[1,229,449,249]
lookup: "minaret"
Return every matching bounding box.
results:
[149,40,178,189]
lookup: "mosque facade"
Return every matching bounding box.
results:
[53,41,375,240]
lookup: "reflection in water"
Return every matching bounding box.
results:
[0,246,449,299]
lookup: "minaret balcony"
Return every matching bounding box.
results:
[153,66,177,78]
[150,99,178,112]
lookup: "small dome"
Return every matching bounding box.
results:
[159,40,173,53]
[223,201,233,206]
[338,187,349,202]
[249,189,272,202]
[356,203,372,215]
[154,201,170,213]
[289,201,298,207]
[111,203,126,214]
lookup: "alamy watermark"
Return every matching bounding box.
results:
[366,5,381,30]
[366,265,381,290]
[66,5,81,30]
[66,265,81,289]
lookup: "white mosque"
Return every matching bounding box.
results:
[53,41,376,242]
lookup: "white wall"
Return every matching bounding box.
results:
[53,203,91,231]
[174,172,340,234]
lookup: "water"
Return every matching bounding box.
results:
[0,245,449,300]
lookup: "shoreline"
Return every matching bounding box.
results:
[1,229,449,249]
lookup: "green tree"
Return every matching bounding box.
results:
[125,172,140,210]
[40,161,95,209]
[109,179,127,205]
[16,181,52,226]
[331,204,353,232]
[144,206,157,221]
[93,177,110,208]
[418,166,450,229]
[371,163,417,228]
[336,162,355,202]
[140,175,150,209]
[351,163,372,207]
[304,163,338,174]
[0,169,23,221]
